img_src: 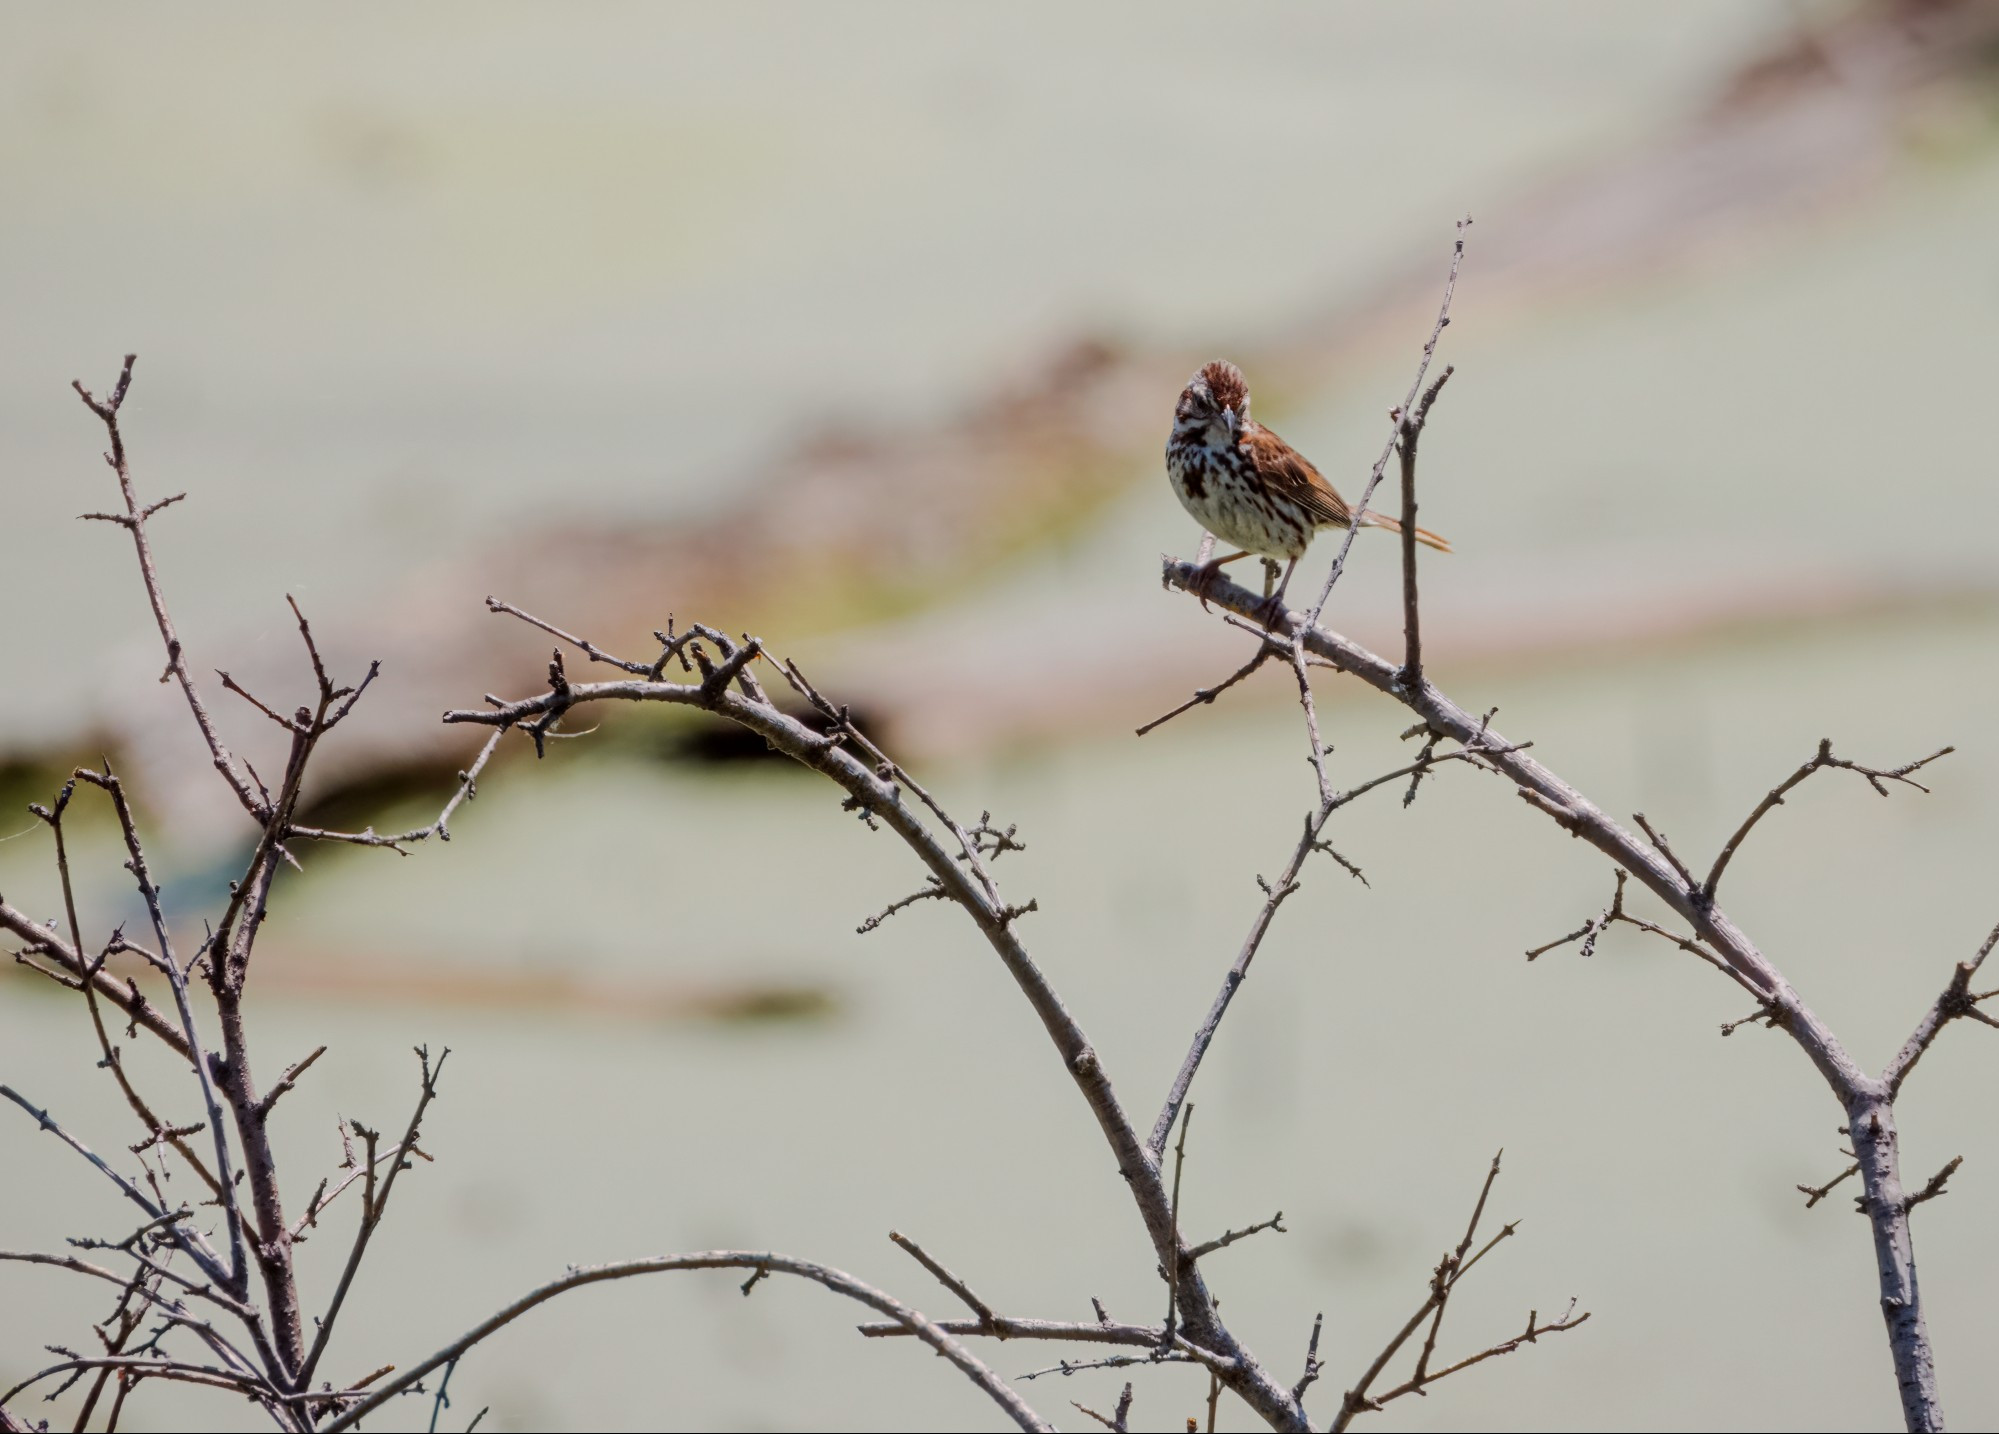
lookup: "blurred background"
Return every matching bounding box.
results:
[6,2,1999,1429]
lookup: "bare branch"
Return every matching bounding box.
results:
[1525,869,1753,993]
[857,879,948,935]
[1904,1157,1963,1213]
[286,728,512,856]
[1135,636,1283,737]
[1631,813,1698,894]
[1187,1212,1286,1262]
[1163,1103,1194,1350]
[485,596,654,674]
[1883,919,1999,1096]
[890,1230,998,1329]
[1072,1382,1134,1432]
[1324,1153,1585,1432]
[71,356,266,820]
[1354,1302,1590,1420]
[1704,740,1955,901]
[1306,216,1468,627]
[216,670,302,732]
[444,622,1308,1429]
[318,1253,1052,1434]
[0,1087,229,1290]
[1395,364,1453,689]
[1021,1352,1198,1381]
[71,766,247,1299]
[1149,740,1510,1160]
[1798,1162,1861,1210]
[29,791,223,1203]
[1159,553,1950,1428]
[256,1046,327,1121]
[296,1047,448,1391]
[858,1316,1164,1346]
[1294,1313,1325,1405]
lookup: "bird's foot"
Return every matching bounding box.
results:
[1187,559,1224,612]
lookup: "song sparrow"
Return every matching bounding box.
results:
[1166,360,1449,616]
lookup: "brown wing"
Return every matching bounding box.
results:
[1243,423,1352,528]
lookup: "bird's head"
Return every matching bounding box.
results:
[1175,360,1251,445]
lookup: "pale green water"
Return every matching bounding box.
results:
[0,1,1789,740]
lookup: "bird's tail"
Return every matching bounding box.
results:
[1362,512,1452,553]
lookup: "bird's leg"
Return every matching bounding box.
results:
[1190,547,1252,611]
[1256,557,1299,629]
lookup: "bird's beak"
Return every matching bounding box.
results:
[1222,409,1239,440]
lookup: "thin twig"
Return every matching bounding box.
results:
[1703,740,1954,901]
[1071,1382,1134,1432]
[1187,1212,1286,1262]
[890,1231,997,1329]
[1163,1104,1193,1350]
[1135,637,1284,737]
[1294,1313,1325,1405]
[71,357,265,821]
[296,1047,448,1391]
[1798,1163,1862,1210]
[1306,218,1468,628]
[1395,365,1453,690]
[1883,919,1999,1096]
[1904,1157,1963,1213]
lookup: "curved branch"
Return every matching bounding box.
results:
[446,658,1311,1430]
[318,1252,1049,1434]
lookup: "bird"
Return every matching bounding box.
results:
[1166,359,1449,619]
